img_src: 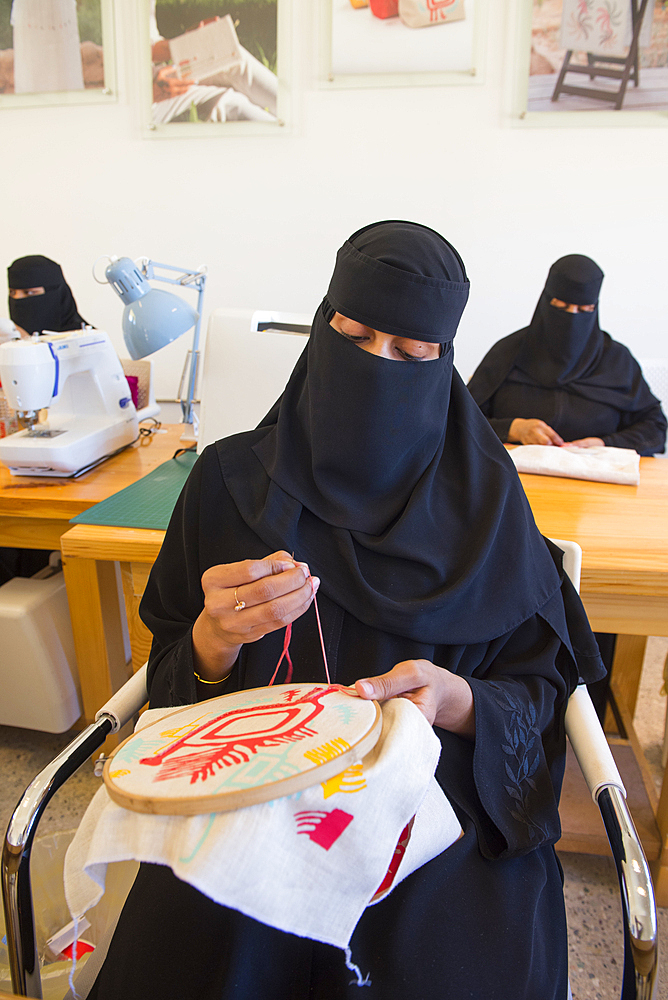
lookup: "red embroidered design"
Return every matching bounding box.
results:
[139,686,340,784]
[371,817,415,901]
[295,809,354,850]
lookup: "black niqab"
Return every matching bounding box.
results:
[8,255,88,334]
[221,221,567,647]
[515,255,605,388]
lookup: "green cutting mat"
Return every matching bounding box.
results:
[70,450,198,530]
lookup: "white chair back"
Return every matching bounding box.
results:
[550,537,626,800]
[198,308,311,452]
[549,537,582,593]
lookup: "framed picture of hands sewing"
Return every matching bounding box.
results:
[140,0,290,137]
[0,0,116,108]
[320,0,488,88]
[511,0,668,125]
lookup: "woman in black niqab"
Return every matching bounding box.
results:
[88,222,604,1000]
[467,254,666,455]
[8,255,88,334]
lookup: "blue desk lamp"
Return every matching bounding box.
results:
[100,256,207,428]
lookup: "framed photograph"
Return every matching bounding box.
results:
[320,0,488,88]
[511,0,668,125]
[0,0,116,108]
[140,0,291,137]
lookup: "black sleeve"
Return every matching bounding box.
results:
[486,412,514,443]
[437,614,574,861]
[601,402,667,455]
[139,447,234,709]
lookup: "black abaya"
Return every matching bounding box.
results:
[89,442,599,1000]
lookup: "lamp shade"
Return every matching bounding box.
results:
[122,290,199,361]
[104,256,199,361]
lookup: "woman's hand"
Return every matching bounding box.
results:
[354,660,475,738]
[564,437,604,448]
[192,551,319,683]
[508,418,564,447]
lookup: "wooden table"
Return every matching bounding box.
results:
[0,423,187,725]
[59,457,668,898]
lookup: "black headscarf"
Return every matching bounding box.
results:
[468,254,660,414]
[220,221,565,646]
[8,255,88,334]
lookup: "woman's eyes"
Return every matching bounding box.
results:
[339,329,430,361]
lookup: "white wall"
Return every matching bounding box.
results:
[1,0,666,395]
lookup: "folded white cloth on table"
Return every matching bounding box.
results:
[510,445,640,486]
[64,698,460,953]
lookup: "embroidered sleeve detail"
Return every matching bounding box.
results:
[493,689,548,843]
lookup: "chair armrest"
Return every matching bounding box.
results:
[565,684,625,800]
[95,664,148,733]
[565,685,658,999]
[2,665,148,996]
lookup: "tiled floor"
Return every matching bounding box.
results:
[1,638,667,999]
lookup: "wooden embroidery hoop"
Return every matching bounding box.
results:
[104,683,382,816]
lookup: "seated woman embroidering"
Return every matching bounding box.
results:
[467,254,666,455]
[87,222,604,1000]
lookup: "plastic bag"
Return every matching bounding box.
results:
[0,830,137,1000]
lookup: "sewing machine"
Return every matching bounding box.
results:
[0,330,139,476]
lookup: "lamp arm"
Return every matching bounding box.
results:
[139,259,207,289]
[180,280,205,425]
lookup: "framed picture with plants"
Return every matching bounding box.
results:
[141,0,290,136]
[0,0,116,108]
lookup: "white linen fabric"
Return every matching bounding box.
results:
[64,698,460,952]
[509,444,640,486]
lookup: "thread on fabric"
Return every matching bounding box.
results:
[268,575,330,686]
[67,915,80,998]
[268,622,293,686]
[311,579,331,684]
[344,946,371,987]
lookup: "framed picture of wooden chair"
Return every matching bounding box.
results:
[511,0,668,125]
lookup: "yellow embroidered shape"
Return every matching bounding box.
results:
[303,738,350,765]
[158,715,208,740]
[321,762,366,799]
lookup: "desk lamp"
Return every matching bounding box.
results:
[98,256,207,431]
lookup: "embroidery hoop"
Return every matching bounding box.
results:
[104,683,382,816]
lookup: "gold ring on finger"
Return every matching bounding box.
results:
[234,587,246,612]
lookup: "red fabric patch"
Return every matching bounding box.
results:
[371,817,415,901]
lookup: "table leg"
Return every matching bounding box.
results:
[653,772,668,907]
[120,561,154,674]
[609,635,648,719]
[61,553,132,726]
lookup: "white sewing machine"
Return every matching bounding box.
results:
[0,330,139,477]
